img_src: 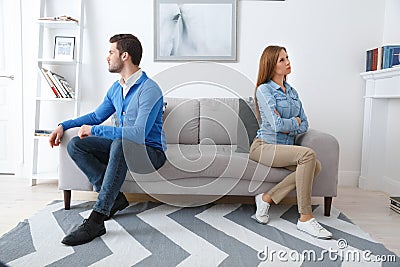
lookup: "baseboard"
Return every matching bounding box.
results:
[338,171,359,187]
[359,175,400,195]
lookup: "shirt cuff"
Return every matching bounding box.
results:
[291,117,300,130]
[91,125,97,136]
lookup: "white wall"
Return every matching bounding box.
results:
[383,0,400,45]
[21,0,389,185]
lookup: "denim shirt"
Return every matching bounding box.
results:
[255,80,308,145]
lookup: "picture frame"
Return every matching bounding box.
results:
[154,0,237,61]
[54,36,75,60]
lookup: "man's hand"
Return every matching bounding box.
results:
[49,125,64,148]
[78,125,92,139]
[296,117,301,125]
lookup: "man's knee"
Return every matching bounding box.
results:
[122,140,147,161]
[67,136,81,157]
[122,140,157,174]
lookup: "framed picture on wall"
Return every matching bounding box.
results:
[154,0,237,61]
[54,36,75,60]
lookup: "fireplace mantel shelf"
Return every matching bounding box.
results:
[361,67,400,99]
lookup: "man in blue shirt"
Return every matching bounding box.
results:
[49,34,167,246]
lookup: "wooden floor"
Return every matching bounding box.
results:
[0,176,399,256]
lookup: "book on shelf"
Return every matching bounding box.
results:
[40,68,74,98]
[390,204,400,214]
[39,68,61,98]
[365,47,380,71]
[59,78,75,98]
[51,72,73,98]
[389,196,400,214]
[366,45,400,71]
[389,47,400,67]
[390,196,400,207]
[46,70,67,98]
[34,129,53,136]
[38,15,78,23]
[365,50,372,72]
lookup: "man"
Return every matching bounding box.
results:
[49,34,167,246]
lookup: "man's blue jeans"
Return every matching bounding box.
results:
[67,136,166,216]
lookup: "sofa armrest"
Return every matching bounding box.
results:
[58,127,93,191]
[295,129,339,197]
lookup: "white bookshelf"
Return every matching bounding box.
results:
[31,0,84,186]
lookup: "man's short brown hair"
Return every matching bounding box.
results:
[109,34,142,66]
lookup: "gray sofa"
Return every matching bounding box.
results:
[59,97,339,216]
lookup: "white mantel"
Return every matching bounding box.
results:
[360,67,400,195]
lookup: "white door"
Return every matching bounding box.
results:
[0,0,23,175]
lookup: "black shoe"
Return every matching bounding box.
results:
[106,192,129,220]
[61,219,106,246]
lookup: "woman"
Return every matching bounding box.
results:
[250,45,332,239]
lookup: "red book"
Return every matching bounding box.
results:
[371,48,378,71]
[40,68,60,98]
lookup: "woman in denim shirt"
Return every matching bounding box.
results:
[249,46,332,239]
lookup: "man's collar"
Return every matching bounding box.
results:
[119,69,143,87]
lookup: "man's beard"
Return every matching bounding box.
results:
[109,61,123,73]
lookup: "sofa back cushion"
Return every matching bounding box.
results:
[235,97,259,153]
[163,98,199,144]
[199,98,239,145]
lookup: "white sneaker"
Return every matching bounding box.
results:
[253,193,270,224]
[297,218,332,239]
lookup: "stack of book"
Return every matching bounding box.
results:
[390,196,400,214]
[365,45,400,72]
[34,129,53,136]
[40,68,74,98]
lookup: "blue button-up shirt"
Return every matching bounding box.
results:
[60,71,166,151]
[255,80,308,145]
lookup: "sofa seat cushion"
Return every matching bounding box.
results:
[128,145,292,185]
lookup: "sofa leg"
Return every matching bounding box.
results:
[324,196,332,216]
[64,190,71,210]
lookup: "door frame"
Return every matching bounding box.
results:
[0,0,23,176]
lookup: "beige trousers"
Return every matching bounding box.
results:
[249,138,321,214]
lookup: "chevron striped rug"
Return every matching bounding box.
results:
[0,201,398,266]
